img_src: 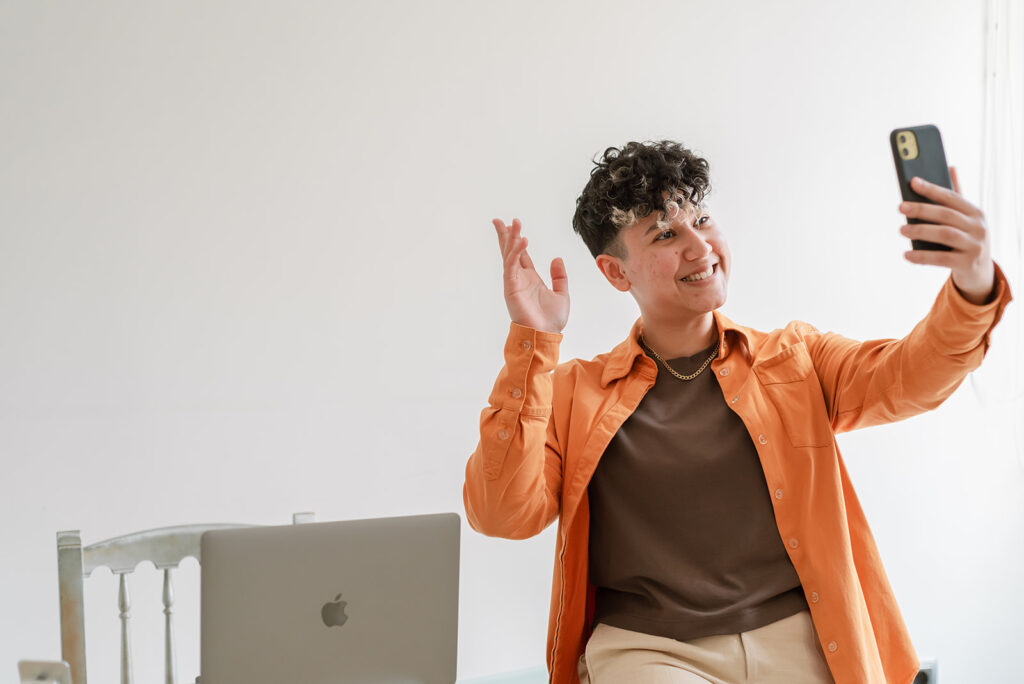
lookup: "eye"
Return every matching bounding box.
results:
[655,229,675,241]
[695,215,710,228]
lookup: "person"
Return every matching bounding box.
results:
[463,140,1013,684]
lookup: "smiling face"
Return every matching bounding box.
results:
[596,198,730,320]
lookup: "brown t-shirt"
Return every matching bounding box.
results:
[587,334,808,641]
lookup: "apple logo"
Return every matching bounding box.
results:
[321,593,349,628]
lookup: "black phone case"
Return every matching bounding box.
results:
[890,124,953,251]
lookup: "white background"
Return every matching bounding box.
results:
[2,0,1021,681]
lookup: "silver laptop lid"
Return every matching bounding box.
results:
[200,512,460,684]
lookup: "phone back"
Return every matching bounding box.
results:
[890,124,953,251]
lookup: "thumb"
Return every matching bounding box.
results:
[550,257,568,293]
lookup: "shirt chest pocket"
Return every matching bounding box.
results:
[752,342,833,448]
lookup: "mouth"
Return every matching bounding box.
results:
[680,263,719,283]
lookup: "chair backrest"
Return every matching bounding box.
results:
[56,512,316,684]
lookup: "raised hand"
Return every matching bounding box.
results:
[493,218,570,333]
[899,167,996,305]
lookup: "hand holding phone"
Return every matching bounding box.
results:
[890,124,996,304]
[891,124,954,251]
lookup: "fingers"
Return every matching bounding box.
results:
[899,223,975,252]
[550,257,569,293]
[493,218,568,295]
[908,176,980,218]
[494,217,523,262]
[493,218,508,259]
[902,247,962,268]
[493,217,518,244]
[519,241,535,270]
[899,201,983,238]
[492,217,520,239]
[497,218,535,286]
[504,233,529,272]
[949,166,962,194]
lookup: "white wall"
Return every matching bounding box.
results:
[2,0,1021,681]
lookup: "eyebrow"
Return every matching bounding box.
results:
[643,222,666,237]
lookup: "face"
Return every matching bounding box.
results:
[596,199,730,319]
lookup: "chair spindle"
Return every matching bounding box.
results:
[118,573,134,684]
[163,568,176,684]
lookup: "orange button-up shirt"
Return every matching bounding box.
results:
[464,265,1012,684]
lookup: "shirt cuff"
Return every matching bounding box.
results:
[925,261,1014,356]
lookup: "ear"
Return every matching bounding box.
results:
[595,253,631,292]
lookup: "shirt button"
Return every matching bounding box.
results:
[719,367,730,376]
[497,429,510,440]
[827,641,838,653]
[511,388,522,398]
[810,591,820,603]
[521,340,532,351]
[758,434,768,445]
[788,538,799,549]
[774,488,784,500]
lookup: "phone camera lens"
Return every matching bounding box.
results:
[899,134,906,143]
[902,147,909,156]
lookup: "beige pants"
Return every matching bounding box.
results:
[582,609,835,684]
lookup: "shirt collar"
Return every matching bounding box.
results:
[600,309,751,388]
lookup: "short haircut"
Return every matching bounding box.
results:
[571,140,711,260]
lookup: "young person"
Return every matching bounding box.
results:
[463,140,1012,684]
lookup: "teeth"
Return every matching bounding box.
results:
[682,266,715,282]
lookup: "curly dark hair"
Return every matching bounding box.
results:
[571,140,711,260]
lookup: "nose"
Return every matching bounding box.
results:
[678,222,712,261]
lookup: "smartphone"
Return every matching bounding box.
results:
[890,124,954,251]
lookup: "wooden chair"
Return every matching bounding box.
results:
[56,512,316,684]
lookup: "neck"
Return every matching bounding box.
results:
[640,311,718,359]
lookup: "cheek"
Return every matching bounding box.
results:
[647,253,678,279]
[712,238,729,261]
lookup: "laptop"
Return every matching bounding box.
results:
[200,512,460,684]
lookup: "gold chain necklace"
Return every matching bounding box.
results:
[640,334,720,381]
